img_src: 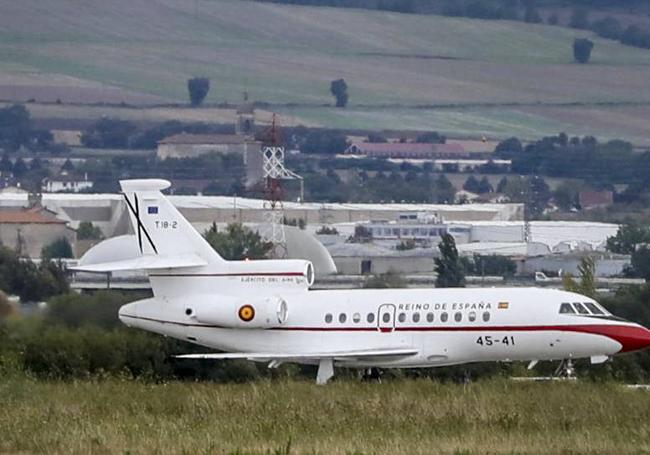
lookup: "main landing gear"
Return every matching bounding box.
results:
[361,367,383,383]
[553,359,577,379]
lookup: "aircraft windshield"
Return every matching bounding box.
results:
[583,302,604,315]
[560,301,610,316]
[572,302,590,314]
[559,303,575,314]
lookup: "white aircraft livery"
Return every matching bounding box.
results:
[74,179,650,384]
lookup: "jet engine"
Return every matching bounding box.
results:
[189,295,289,329]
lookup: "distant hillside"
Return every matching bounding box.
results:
[1,0,650,142]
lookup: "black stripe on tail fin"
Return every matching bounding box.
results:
[123,193,158,254]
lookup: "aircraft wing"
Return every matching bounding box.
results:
[70,253,207,272]
[175,347,418,361]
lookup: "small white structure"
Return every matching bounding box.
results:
[43,173,93,193]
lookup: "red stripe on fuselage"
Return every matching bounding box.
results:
[148,272,305,277]
[121,314,650,353]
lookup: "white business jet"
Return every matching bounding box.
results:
[74,179,650,384]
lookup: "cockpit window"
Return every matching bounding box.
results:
[573,302,590,315]
[559,303,575,314]
[583,302,604,315]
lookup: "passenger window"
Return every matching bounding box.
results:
[584,302,604,315]
[441,312,448,322]
[382,313,390,323]
[353,313,361,323]
[573,302,589,315]
[398,312,406,323]
[367,313,375,323]
[469,311,476,322]
[482,311,490,322]
[325,313,333,323]
[559,303,575,314]
[454,312,462,322]
[413,312,420,323]
[426,312,434,323]
[339,313,347,323]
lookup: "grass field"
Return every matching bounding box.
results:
[2,0,650,140]
[2,377,650,454]
[277,105,650,145]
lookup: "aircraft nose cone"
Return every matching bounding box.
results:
[118,302,139,327]
[613,325,650,353]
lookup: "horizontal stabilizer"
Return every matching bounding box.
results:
[70,254,207,272]
[175,347,418,362]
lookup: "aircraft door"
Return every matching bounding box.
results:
[377,304,396,333]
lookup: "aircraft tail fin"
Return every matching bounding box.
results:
[119,179,225,266]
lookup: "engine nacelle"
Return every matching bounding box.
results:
[189,295,289,329]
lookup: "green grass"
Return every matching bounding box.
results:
[2,377,650,454]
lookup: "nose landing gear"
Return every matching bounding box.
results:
[554,359,577,379]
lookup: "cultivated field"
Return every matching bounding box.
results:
[1,377,650,454]
[278,105,650,145]
[2,0,650,140]
[0,102,315,129]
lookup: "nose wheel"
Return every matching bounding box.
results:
[553,359,576,379]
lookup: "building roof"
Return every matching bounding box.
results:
[0,206,67,224]
[346,142,468,157]
[158,133,255,145]
[579,190,613,209]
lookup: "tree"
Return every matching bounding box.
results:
[41,238,74,260]
[204,223,271,260]
[434,233,465,288]
[0,247,68,302]
[0,154,11,172]
[569,8,589,29]
[563,256,597,298]
[187,77,210,107]
[416,132,445,144]
[523,0,541,23]
[330,79,348,108]
[350,225,372,243]
[468,254,516,278]
[433,174,456,204]
[527,175,551,218]
[553,181,581,211]
[631,247,650,282]
[592,16,623,40]
[606,223,650,255]
[396,239,416,251]
[77,221,103,240]
[494,137,523,159]
[573,38,594,64]
[366,132,387,143]
[0,104,32,151]
[477,176,493,194]
[81,118,138,148]
[61,158,75,172]
[463,175,480,193]
[12,158,27,177]
[496,176,508,193]
[547,12,559,25]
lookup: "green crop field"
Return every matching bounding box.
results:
[1,0,650,140]
[2,377,650,454]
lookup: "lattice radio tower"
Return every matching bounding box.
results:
[259,114,302,259]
